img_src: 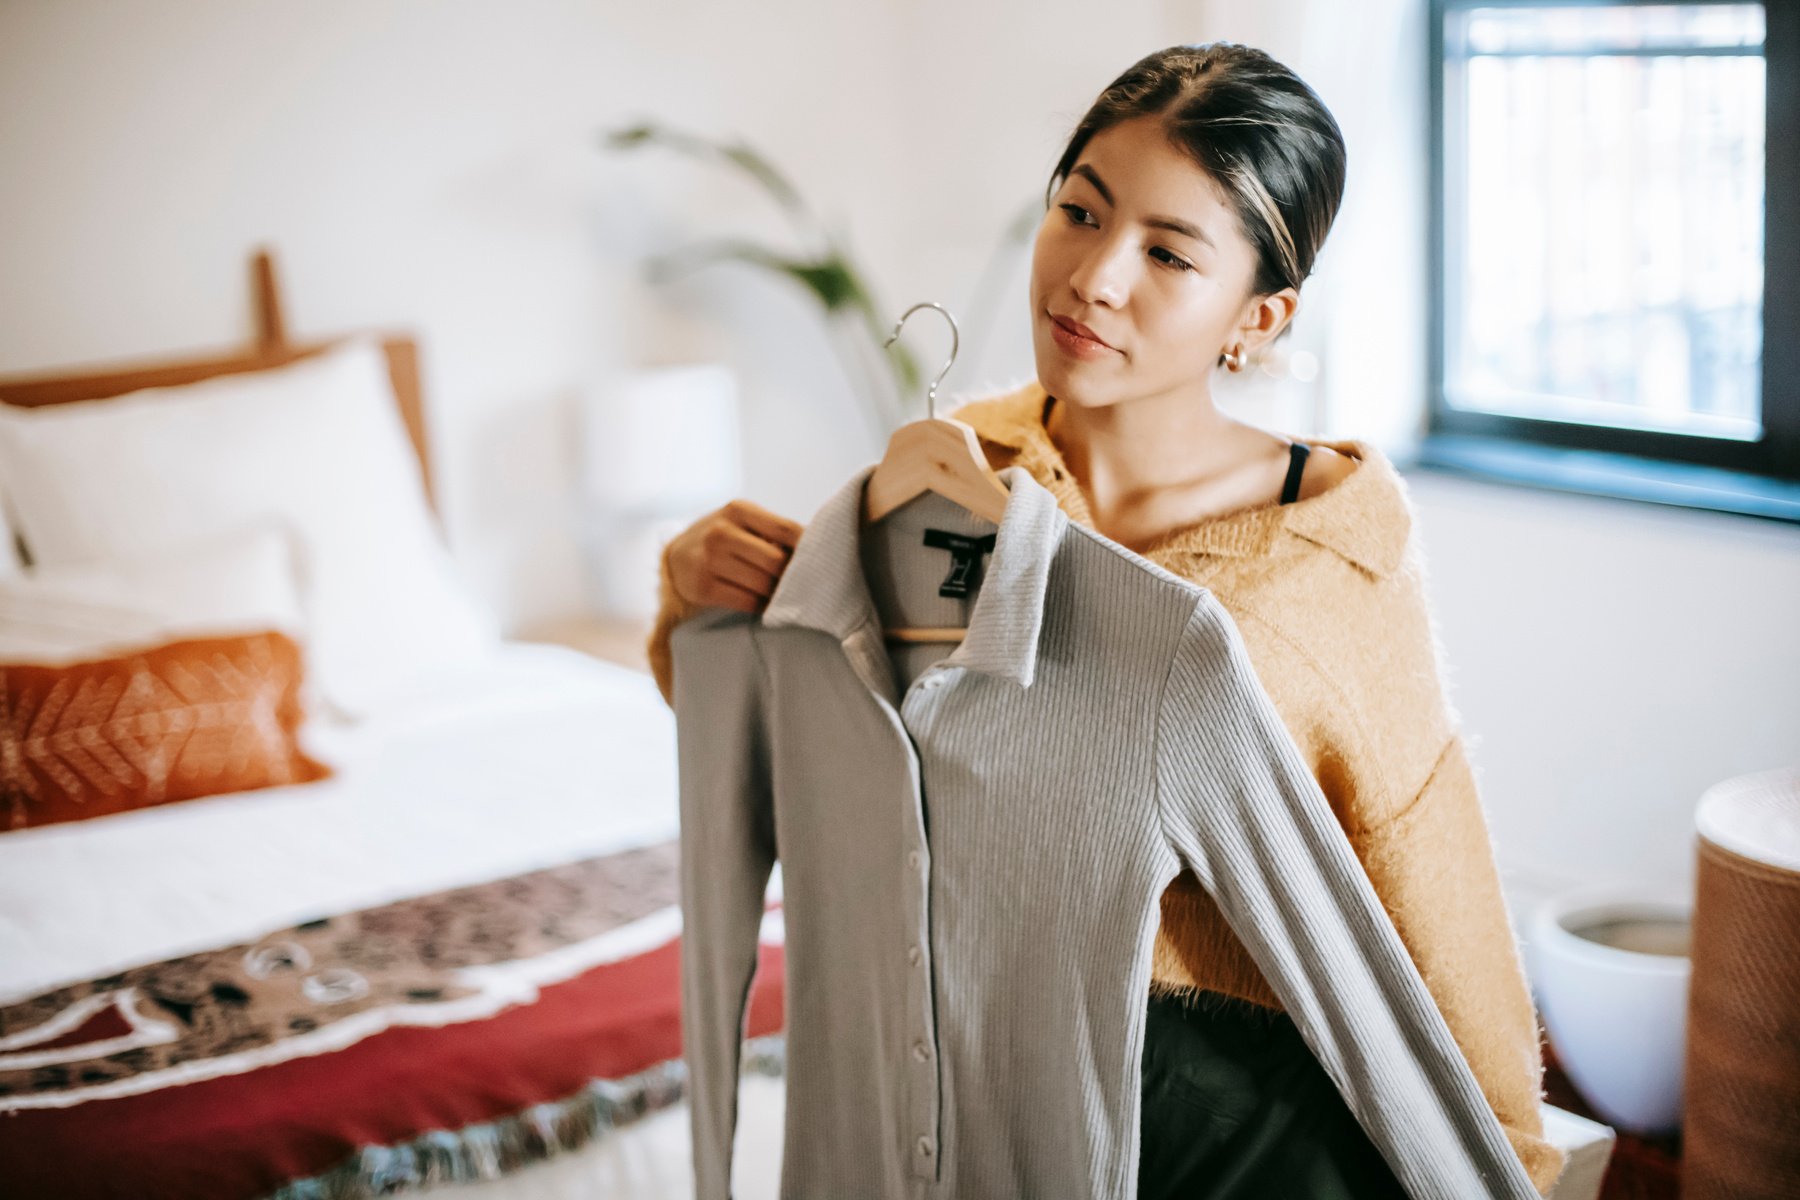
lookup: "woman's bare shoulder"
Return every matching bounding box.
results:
[1294,442,1357,501]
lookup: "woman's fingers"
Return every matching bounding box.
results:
[696,572,766,613]
[698,505,802,610]
[711,550,781,604]
[711,519,790,580]
[726,499,803,553]
[701,522,779,594]
[668,498,805,614]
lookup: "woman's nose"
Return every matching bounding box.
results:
[1067,240,1132,309]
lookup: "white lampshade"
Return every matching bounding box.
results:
[580,363,743,515]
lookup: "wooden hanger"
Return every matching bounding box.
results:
[862,301,1011,645]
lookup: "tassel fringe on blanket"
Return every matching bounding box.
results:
[264,1036,788,1200]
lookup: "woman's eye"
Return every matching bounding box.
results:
[1060,204,1193,273]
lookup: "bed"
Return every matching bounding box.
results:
[0,251,785,1199]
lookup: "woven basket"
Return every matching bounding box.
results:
[1683,766,1800,1200]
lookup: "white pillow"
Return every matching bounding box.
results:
[0,521,307,663]
[0,336,499,719]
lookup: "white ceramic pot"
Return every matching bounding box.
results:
[1527,890,1692,1136]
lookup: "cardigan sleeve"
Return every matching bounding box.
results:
[1353,731,1568,1198]
[647,536,704,708]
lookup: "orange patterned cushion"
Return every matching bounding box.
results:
[1,630,332,832]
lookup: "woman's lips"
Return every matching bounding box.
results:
[1050,313,1119,358]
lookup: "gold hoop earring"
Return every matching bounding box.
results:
[1221,346,1245,372]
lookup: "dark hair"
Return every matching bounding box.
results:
[1045,43,1347,303]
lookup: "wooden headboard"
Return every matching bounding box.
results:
[0,247,437,512]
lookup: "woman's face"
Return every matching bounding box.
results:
[1030,114,1271,410]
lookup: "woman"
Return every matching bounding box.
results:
[647,43,1565,1199]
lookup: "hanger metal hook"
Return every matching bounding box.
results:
[882,301,960,420]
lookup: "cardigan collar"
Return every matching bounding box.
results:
[950,380,1412,580]
[762,462,1068,693]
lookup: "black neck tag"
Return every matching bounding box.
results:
[922,529,996,599]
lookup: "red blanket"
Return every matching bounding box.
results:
[0,840,785,1199]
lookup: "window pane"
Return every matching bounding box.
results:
[1444,4,1765,440]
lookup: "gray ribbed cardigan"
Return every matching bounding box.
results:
[669,462,1539,1199]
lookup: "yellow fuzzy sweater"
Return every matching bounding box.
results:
[646,379,1565,1196]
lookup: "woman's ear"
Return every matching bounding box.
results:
[1238,287,1300,356]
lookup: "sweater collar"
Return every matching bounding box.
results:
[949,380,1412,580]
[762,462,1068,694]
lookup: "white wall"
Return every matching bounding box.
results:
[1408,473,1800,908]
[2,0,1794,912]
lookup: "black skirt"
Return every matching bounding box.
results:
[1137,990,1411,1200]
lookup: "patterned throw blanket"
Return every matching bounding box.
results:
[0,839,787,1199]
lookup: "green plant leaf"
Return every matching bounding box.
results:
[603,118,948,418]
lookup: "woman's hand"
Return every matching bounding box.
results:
[666,498,803,614]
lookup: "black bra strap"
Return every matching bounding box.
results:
[1279,441,1311,505]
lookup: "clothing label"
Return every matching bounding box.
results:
[922,529,996,599]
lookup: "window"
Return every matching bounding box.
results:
[1426,0,1800,521]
